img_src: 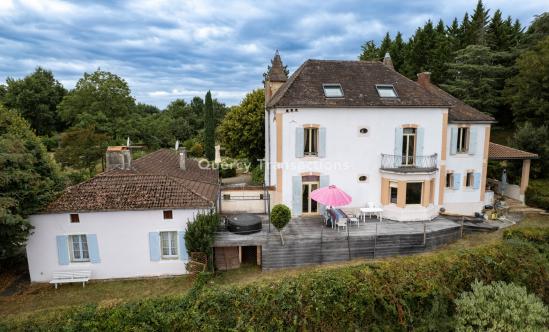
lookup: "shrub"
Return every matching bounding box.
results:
[250,165,264,185]
[218,165,236,178]
[455,281,549,332]
[504,226,549,245]
[526,179,549,211]
[271,204,291,231]
[184,212,218,269]
[189,142,204,158]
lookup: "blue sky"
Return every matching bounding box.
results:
[0,0,547,108]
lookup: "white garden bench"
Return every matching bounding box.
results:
[50,270,91,289]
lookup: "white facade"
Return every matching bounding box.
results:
[265,107,489,219]
[27,209,202,282]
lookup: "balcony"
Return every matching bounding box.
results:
[380,154,438,173]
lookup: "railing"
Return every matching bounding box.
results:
[380,154,438,172]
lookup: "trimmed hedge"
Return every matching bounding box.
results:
[526,179,549,211]
[2,232,549,331]
[504,226,549,245]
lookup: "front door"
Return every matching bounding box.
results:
[302,181,319,214]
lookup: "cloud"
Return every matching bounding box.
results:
[0,0,547,108]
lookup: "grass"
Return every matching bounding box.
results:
[1,214,548,323]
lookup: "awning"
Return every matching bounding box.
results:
[488,143,539,160]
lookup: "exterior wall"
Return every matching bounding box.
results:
[220,188,273,214]
[442,123,490,215]
[27,209,201,282]
[271,107,447,216]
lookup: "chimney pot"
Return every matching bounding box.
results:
[179,148,187,170]
[417,72,432,87]
[382,52,394,70]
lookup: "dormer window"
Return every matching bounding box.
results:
[323,84,343,98]
[376,84,397,98]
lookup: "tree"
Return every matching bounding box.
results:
[509,122,549,179]
[55,126,110,176]
[184,212,218,269]
[390,32,406,71]
[442,45,512,117]
[504,36,549,126]
[359,41,379,61]
[0,106,63,261]
[3,67,67,136]
[135,103,160,115]
[58,69,135,139]
[454,281,548,331]
[469,0,490,45]
[271,204,291,245]
[203,91,215,161]
[522,13,549,48]
[217,89,265,164]
[378,32,392,58]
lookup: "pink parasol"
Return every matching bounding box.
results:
[310,185,352,207]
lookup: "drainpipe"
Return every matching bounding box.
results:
[266,107,271,187]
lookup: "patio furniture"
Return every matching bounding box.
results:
[360,203,383,222]
[336,218,347,232]
[340,208,360,227]
[50,270,91,289]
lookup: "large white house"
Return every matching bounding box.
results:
[264,52,496,220]
[26,148,218,282]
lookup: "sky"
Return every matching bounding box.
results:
[0,0,547,108]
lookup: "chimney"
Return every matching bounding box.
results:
[416,72,432,87]
[179,148,187,170]
[382,52,394,70]
[106,146,132,171]
[264,50,288,105]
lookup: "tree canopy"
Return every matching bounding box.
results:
[3,67,67,136]
[0,106,63,260]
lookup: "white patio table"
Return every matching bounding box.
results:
[360,207,383,222]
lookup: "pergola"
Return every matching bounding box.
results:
[488,142,539,203]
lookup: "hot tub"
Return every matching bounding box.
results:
[226,214,262,234]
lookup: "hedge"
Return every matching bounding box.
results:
[526,179,549,211]
[2,231,549,331]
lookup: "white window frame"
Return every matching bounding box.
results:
[160,231,178,259]
[69,234,90,262]
[376,84,398,98]
[457,127,470,153]
[465,171,474,188]
[304,127,319,156]
[446,172,454,189]
[322,84,344,98]
[402,128,416,166]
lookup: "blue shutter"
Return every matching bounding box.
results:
[292,176,302,216]
[148,232,161,262]
[468,127,478,155]
[318,127,326,158]
[56,235,69,265]
[416,127,425,156]
[453,173,461,190]
[473,172,481,190]
[450,128,458,155]
[394,127,403,156]
[178,231,188,261]
[87,234,101,263]
[295,127,304,158]
[319,175,330,214]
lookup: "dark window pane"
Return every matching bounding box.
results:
[390,187,398,204]
[311,184,318,212]
[406,183,422,204]
[302,185,308,212]
[304,129,310,154]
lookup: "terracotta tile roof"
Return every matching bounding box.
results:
[417,79,496,123]
[267,60,451,108]
[488,143,539,160]
[46,149,219,213]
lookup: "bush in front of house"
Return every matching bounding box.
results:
[218,165,236,178]
[3,227,549,331]
[184,211,218,269]
[526,179,549,211]
[454,280,548,331]
[250,165,264,185]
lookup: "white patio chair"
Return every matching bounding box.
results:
[336,218,347,232]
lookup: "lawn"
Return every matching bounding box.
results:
[1,213,548,323]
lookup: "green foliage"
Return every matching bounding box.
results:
[0,106,63,260]
[58,69,135,139]
[454,281,548,331]
[525,180,549,211]
[504,225,549,245]
[55,126,109,176]
[3,67,67,136]
[184,212,218,267]
[251,165,264,185]
[218,165,236,178]
[217,89,265,165]
[509,122,549,179]
[504,36,549,127]
[271,204,291,231]
[359,40,379,61]
[203,91,215,161]
[3,229,549,331]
